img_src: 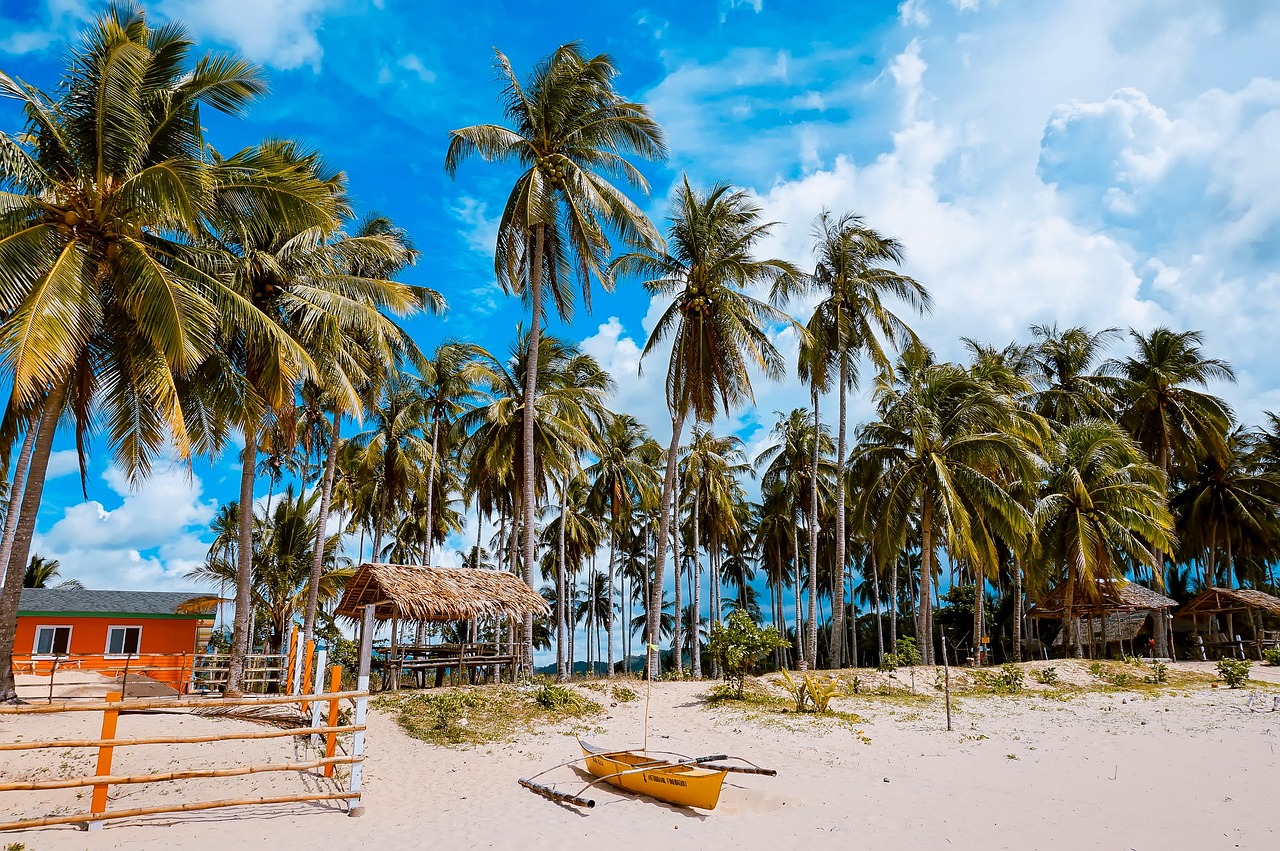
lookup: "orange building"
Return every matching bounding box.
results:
[15,588,216,689]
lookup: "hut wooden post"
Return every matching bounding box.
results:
[348,604,374,817]
[389,616,400,692]
[324,665,342,778]
[308,647,328,745]
[88,690,122,831]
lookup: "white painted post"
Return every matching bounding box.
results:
[348,604,374,817]
[290,631,305,695]
[310,647,328,747]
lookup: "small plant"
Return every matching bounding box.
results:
[848,675,862,695]
[1263,647,1280,667]
[990,664,1024,694]
[1216,658,1252,688]
[1088,661,1105,678]
[779,669,812,712]
[1034,667,1059,685]
[1143,660,1168,685]
[881,636,922,670]
[533,684,579,711]
[1120,653,1144,666]
[1005,753,1018,760]
[807,675,849,712]
[706,610,790,698]
[1107,672,1130,687]
[611,685,638,703]
[6,842,27,851]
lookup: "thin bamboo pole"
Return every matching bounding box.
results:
[0,755,362,792]
[324,665,342,778]
[300,640,316,709]
[285,625,300,694]
[348,604,374,817]
[309,647,328,747]
[0,792,357,832]
[0,690,367,715]
[88,690,121,831]
[0,724,364,752]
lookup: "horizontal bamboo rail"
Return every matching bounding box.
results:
[0,689,365,715]
[0,723,364,752]
[0,791,357,832]
[0,755,362,792]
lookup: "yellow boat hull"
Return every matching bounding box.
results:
[579,741,727,810]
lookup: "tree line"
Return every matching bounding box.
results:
[1,8,1277,700]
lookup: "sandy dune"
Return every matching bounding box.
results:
[2,661,1278,850]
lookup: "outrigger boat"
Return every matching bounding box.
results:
[518,739,776,810]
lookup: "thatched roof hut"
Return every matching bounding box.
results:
[1176,587,1280,619]
[1028,578,1178,618]
[1050,612,1148,646]
[335,563,549,623]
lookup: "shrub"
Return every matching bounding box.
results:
[533,684,579,711]
[1034,667,1059,685]
[880,637,922,671]
[991,664,1024,694]
[1088,661,1105,678]
[1107,672,1131,687]
[1263,647,1280,667]
[1143,661,1168,684]
[1216,658,1252,688]
[612,685,638,703]
[706,611,790,698]
[779,669,811,712]
[779,670,848,713]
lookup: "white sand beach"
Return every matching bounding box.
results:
[2,661,1278,851]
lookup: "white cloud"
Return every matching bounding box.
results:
[450,196,500,256]
[34,463,218,592]
[44,449,81,481]
[396,53,436,84]
[156,0,333,71]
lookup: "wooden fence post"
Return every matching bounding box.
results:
[347,604,374,817]
[285,625,299,694]
[308,648,328,744]
[89,691,122,831]
[300,640,316,707]
[323,665,342,778]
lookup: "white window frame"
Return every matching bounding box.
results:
[104,625,143,658]
[32,625,73,657]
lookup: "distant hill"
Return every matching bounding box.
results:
[535,655,647,676]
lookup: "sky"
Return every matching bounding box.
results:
[2,0,1279,621]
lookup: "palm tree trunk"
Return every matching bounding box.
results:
[793,524,804,669]
[691,484,702,678]
[1153,432,1171,657]
[671,478,683,675]
[890,554,899,651]
[556,483,569,682]
[806,386,820,668]
[303,411,341,648]
[830,357,848,667]
[520,224,547,675]
[424,415,441,567]
[227,427,260,696]
[873,551,885,667]
[0,415,40,585]
[919,492,934,665]
[0,382,66,703]
[648,412,686,678]
[607,518,617,679]
[1012,553,1024,662]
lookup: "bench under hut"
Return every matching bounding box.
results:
[1028,579,1178,659]
[335,563,550,689]
[1175,587,1280,660]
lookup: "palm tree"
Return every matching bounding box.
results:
[0,6,274,702]
[1029,324,1119,425]
[855,344,1036,664]
[22,555,61,589]
[585,414,659,678]
[209,143,433,694]
[1107,327,1233,654]
[446,44,665,670]
[612,177,797,676]
[1035,420,1175,656]
[775,210,930,667]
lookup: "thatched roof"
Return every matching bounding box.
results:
[1051,611,1151,645]
[1028,578,1177,618]
[335,563,549,623]
[1177,587,1280,618]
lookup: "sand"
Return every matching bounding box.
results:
[2,660,1278,850]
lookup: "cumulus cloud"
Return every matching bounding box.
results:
[34,463,218,592]
[156,0,334,71]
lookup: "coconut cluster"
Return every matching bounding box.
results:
[535,153,569,189]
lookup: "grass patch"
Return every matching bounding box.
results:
[375,684,602,747]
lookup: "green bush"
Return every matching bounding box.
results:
[991,664,1024,694]
[1088,661,1105,678]
[533,684,579,711]
[1143,660,1168,684]
[880,637,923,671]
[1034,667,1059,685]
[1216,658,1252,688]
[706,611,790,698]
[1263,647,1280,667]
[612,685,638,703]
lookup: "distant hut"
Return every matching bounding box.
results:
[1175,587,1280,660]
[335,563,550,687]
[1028,579,1178,659]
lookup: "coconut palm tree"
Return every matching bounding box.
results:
[612,177,798,675]
[1029,324,1119,426]
[855,344,1037,664]
[774,210,930,667]
[1035,420,1175,656]
[0,6,283,702]
[22,555,61,589]
[446,44,665,669]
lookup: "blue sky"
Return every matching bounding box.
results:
[3,0,1280,612]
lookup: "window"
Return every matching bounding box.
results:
[33,626,71,656]
[106,626,142,656]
